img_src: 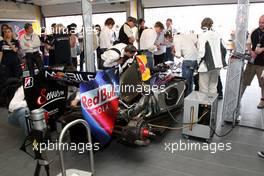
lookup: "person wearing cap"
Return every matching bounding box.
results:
[118,16,137,45]
[20,23,42,76]
[101,43,137,68]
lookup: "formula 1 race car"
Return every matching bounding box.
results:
[21,55,186,148]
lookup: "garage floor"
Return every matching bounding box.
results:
[240,76,264,130]
[0,75,264,176]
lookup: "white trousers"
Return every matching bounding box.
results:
[199,69,220,94]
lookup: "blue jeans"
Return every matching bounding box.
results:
[8,107,29,135]
[166,47,174,61]
[182,60,198,95]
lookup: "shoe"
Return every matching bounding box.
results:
[257,151,264,158]
[218,95,223,100]
[257,100,264,109]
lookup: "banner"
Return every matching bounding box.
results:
[80,69,119,146]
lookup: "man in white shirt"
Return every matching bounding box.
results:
[98,18,115,69]
[101,43,137,68]
[8,86,29,135]
[99,18,115,49]
[20,23,42,76]
[140,22,166,69]
[174,33,198,95]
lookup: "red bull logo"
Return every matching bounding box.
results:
[81,84,116,110]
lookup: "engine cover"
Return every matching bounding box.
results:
[153,77,186,113]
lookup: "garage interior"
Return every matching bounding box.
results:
[0,0,264,176]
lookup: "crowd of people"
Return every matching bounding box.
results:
[0,22,83,78]
[0,16,227,97]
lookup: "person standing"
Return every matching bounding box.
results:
[118,16,137,45]
[138,19,147,41]
[242,15,264,109]
[0,24,9,41]
[20,23,42,76]
[98,18,115,69]
[68,23,79,69]
[45,23,56,66]
[139,22,165,69]
[197,18,223,94]
[99,18,115,50]
[46,24,72,66]
[174,33,198,95]
[154,22,167,66]
[0,26,22,78]
[165,18,176,61]
[39,28,49,67]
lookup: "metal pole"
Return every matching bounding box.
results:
[58,119,95,176]
[222,0,250,123]
[82,0,95,72]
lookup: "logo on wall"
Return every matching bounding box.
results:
[24,77,34,89]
